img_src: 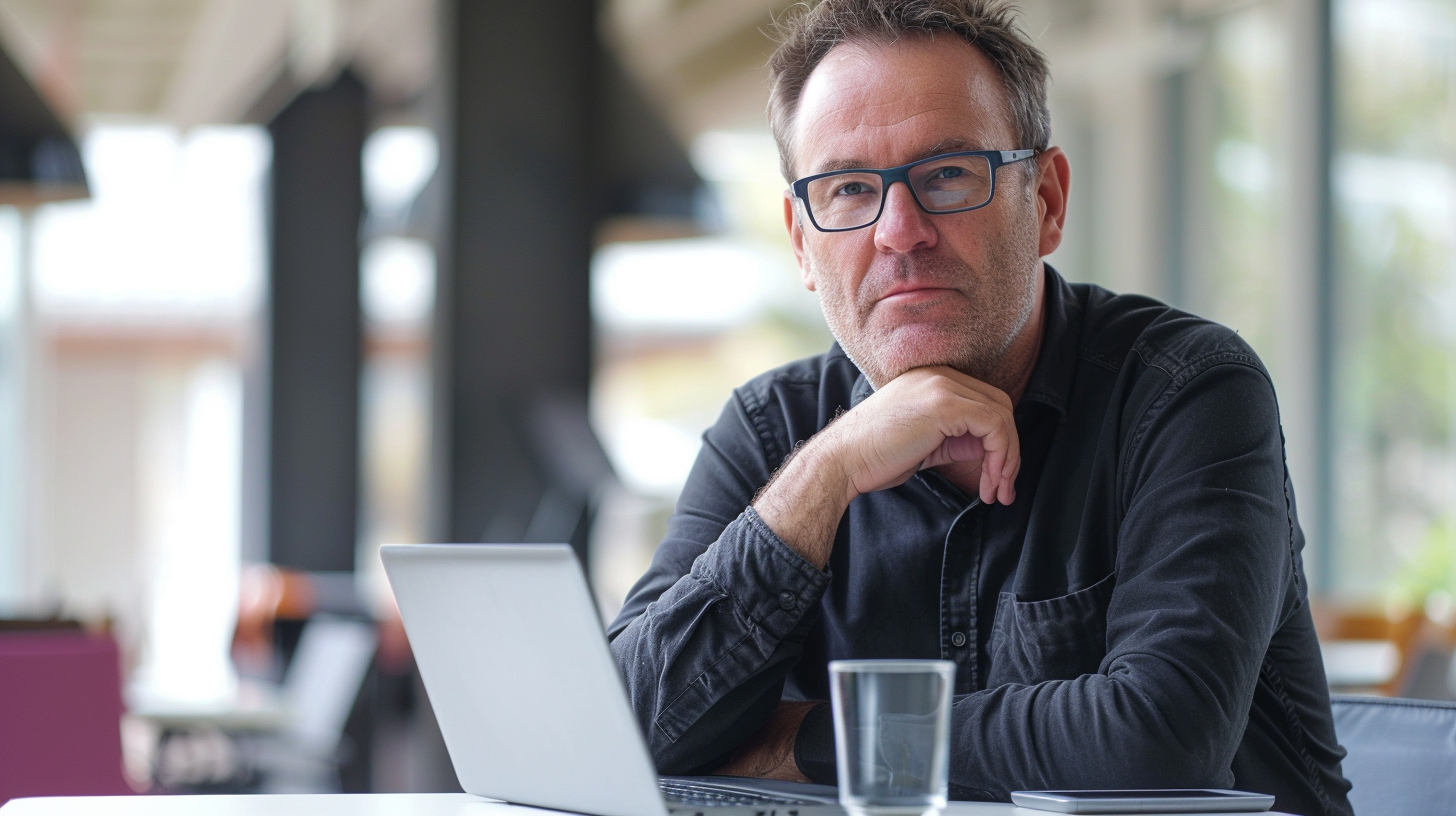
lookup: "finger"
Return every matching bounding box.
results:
[1001,417,1021,500]
[963,402,1015,505]
[939,433,985,465]
[938,380,1018,444]
[925,366,1015,412]
[937,390,1012,444]
[926,365,1012,407]
[1002,454,1020,504]
[949,397,1014,464]
[981,447,1005,504]
[997,465,1015,505]
[1001,442,1025,501]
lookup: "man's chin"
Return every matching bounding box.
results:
[856,335,981,386]
[881,327,975,367]
[834,312,1002,386]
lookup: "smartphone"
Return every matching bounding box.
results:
[1009,789,1276,814]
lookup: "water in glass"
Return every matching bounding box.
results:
[828,660,955,816]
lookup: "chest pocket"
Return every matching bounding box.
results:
[986,572,1116,687]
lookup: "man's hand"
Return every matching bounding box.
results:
[711,701,818,782]
[753,366,1020,567]
[828,366,1020,504]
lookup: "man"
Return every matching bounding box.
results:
[607,2,1353,815]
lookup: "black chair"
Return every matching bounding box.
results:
[1331,695,1456,816]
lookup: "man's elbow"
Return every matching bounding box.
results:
[1091,731,1234,791]
[639,717,738,776]
[1083,671,1240,790]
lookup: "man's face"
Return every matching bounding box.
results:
[786,35,1044,389]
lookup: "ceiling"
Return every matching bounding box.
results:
[0,0,436,130]
[0,0,798,138]
[0,0,1255,140]
[603,0,800,139]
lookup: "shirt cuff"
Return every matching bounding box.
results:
[689,506,830,641]
[794,701,837,785]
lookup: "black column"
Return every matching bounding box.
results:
[266,70,367,572]
[430,0,605,558]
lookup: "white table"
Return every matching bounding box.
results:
[0,793,1295,815]
[125,677,289,732]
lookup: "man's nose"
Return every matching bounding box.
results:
[873,181,937,254]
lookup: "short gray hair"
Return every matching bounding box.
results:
[768,0,1051,181]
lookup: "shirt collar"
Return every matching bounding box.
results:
[845,264,1079,422]
[1017,264,1078,422]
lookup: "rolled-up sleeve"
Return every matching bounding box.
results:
[608,391,830,773]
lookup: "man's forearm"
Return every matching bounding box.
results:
[712,700,818,782]
[609,509,832,774]
[752,436,855,570]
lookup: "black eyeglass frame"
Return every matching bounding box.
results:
[790,148,1038,233]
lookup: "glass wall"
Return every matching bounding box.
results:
[1187,5,1287,376]
[1180,0,1456,613]
[24,125,268,703]
[588,131,832,617]
[1334,0,1456,611]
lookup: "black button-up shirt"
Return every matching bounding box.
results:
[608,268,1354,816]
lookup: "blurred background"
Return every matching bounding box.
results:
[0,0,1454,800]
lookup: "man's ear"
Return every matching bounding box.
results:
[1033,146,1071,258]
[784,192,816,292]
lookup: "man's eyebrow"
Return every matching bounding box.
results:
[808,138,989,175]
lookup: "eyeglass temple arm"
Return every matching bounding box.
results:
[999,149,1037,164]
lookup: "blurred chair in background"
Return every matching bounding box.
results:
[1313,604,1425,695]
[1392,613,1456,701]
[234,564,320,681]
[255,614,378,792]
[0,628,133,804]
[1331,695,1456,816]
[1314,603,1456,699]
[142,569,376,793]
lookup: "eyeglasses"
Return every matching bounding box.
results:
[790,149,1037,232]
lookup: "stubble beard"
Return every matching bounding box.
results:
[813,214,1041,390]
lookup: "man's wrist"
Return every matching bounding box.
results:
[792,702,838,786]
[752,434,855,569]
[712,701,816,782]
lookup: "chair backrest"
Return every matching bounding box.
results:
[281,614,377,756]
[0,631,133,804]
[1331,694,1456,816]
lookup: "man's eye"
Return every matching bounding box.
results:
[934,166,964,180]
[838,181,870,196]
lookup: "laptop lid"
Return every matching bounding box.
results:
[381,544,669,816]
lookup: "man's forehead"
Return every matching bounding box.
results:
[791,36,1017,175]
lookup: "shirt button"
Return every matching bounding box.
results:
[950,631,968,648]
[778,591,796,610]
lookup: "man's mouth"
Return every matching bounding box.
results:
[878,284,957,306]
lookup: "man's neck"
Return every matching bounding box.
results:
[992,266,1047,405]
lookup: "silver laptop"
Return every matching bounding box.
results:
[380,543,843,816]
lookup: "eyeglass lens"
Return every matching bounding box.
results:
[804,154,994,230]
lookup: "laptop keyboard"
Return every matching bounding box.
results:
[659,778,818,807]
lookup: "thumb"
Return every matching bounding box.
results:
[923,433,985,469]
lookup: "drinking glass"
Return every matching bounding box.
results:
[828,660,955,816]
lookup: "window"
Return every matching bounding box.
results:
[1334,0,1456,608]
